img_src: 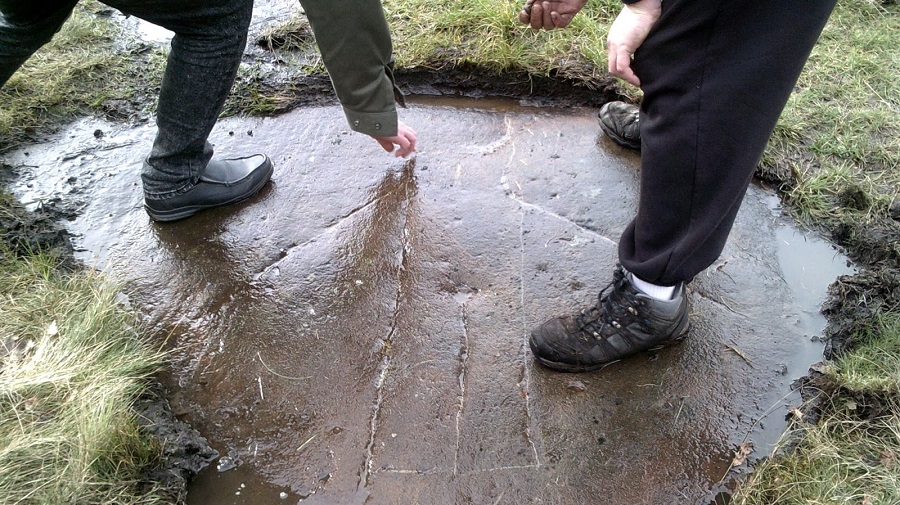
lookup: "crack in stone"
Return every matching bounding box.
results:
[376,464,539,477]
[453,302,470,476]
[692,286,750,318]
[517,208,541,469]
[513,197,618,248]
[463,116,514,155]
[252,189,395,282]
[356,194,414,498]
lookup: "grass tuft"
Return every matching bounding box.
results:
[0,2,165,143]
[773,0,899,224]
[384,0,628,92]
[829,314,900,395]
[733,396,900,505]
[0,250,167,505]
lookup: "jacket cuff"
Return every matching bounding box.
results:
[343,108,398,137]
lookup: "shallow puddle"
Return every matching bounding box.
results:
[1,96,853,504]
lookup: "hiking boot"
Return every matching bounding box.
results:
[144,154,273,222]
[598,101,641,150]
[529,265,689,372]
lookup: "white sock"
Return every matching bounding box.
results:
[631,275,676,301]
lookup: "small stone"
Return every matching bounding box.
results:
[566,380,587,392]
[216,456,237,472]
[93,129,104,138]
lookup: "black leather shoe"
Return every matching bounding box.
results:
[598,101,641,150]
[529,265,689,372]
[144,154,273,222]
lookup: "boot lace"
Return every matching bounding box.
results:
[574,267,643,339]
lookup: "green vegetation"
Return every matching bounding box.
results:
[774,0,899,225]
[0,2,165,143]
[733,314,900,505]
[0,0,897,502]
[833,314,900,394]
[0,247,166,504]
[385,0,620,84]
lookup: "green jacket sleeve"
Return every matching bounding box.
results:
[299,0,403,137]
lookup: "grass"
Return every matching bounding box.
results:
[732,313,900,505]
[385,0,619,81]
[829,315,900,395]
[773,0,900,225]
[0,247,167,505]
[732,398,900,504]
[0,2,165,145]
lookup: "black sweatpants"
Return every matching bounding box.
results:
[617,0,837,286]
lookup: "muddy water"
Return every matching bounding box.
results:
[2,98,852,504]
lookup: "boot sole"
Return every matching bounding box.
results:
[598,118,641,150]
[530,330,689,373]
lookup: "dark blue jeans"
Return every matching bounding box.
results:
[0,0,254,198]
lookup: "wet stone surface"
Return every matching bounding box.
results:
[2,98,853,504]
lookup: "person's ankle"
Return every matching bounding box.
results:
[630,275,676,301]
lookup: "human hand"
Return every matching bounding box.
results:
[372,121,417,158]
[518,0,588,30]
[606,0,661,87]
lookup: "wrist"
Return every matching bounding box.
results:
[622,0,662,7]
[622,0,662,16]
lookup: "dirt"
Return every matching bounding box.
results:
[0,182,76,270]
[134,383,219,503]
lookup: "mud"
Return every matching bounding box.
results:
[134,383,220,504]
[0,181,75,269]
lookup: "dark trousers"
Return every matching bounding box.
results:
[0,0,253,198]
[618,0,837,286]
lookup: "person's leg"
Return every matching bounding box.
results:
[0,1,79,87]
[530,0,838,372]
[621,0,838,286]
[102,0,272,221]
[103,0,255,196]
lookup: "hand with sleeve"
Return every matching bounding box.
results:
[371,120,417,158]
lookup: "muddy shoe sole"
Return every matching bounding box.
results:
[529,330,689,373]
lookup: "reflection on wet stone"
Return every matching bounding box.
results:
[0,98,855,504]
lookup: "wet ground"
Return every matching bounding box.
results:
[1,96,853,504]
